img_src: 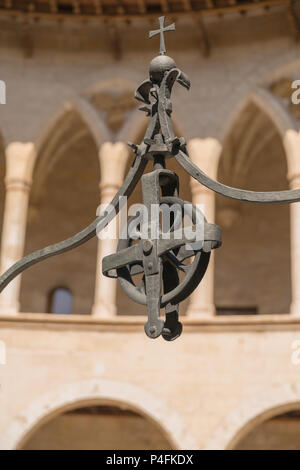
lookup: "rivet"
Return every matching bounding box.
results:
[143,239,153,254]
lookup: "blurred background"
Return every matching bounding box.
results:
[0,0,300,450]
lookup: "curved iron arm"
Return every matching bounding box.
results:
[175,149,300,204]
[0,155,147,293]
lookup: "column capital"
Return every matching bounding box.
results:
[187,138,222,195]
[5,142,36,191]
[98,142,128,199]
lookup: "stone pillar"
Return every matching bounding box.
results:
[186,138,222,316]
[0,142,36,314]
[92,142,128,317]
[283,130,300,315]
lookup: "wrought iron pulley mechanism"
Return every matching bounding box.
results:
[1,17,300,341]
[102,161,221,340]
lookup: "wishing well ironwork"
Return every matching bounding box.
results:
[1,17,300,340]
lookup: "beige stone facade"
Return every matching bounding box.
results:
[1,5,300,449]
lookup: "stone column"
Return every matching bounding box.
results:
[92,142,128,317]
[283,130,300,315]
[186,138,222,316]
[0,142,36,314]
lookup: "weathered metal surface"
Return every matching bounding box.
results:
[103,168,221,339]
[0,16,299,340]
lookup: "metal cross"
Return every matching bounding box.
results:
[149,16,175,55]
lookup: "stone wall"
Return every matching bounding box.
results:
[1,317,300,449]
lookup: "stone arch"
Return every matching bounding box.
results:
[31,97,112,204]
[0,379,197,450]
[215,86,292,315]
[221,86,297,146]
[205,382,300,450]
[20,96,108,314]
[35,96,112,154]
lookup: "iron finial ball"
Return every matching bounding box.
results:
[149,55,176,84]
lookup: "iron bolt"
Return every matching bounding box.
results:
[143,240,153,254]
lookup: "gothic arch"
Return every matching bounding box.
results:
[220,86,297,146]
[192,87,298,188]
[214,86,292,316]
[31,97,111,206]
[0,379,197,450]
[204,382,300,450]
[216,85,298,196]
[0,129,5,175]
[35,96,112,154]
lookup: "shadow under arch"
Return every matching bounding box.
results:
[35,96,112,154]
[217,86,294,188]
[204,382,300,450]
[0,379,197,450]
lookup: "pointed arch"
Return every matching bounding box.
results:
[35,96,112,156]
[215,85,292,316]
[31,97,111,206]
[221,86,298,146]
[217,85,298,192]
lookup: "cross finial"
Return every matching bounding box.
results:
[149,16,175,55]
